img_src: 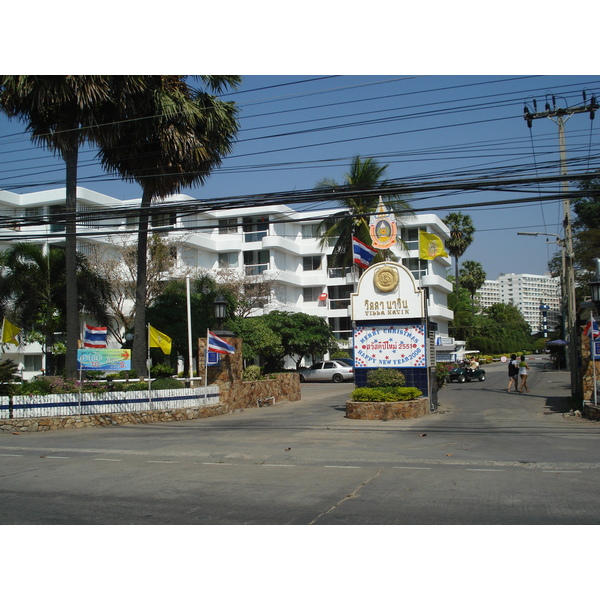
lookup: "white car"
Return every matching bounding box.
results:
[298,360,354,383]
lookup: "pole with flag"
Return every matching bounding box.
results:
[148,324,173,402]
[584,312,600,405]
[1,318,21,346]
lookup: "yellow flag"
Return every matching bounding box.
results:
[419,230,448,260]
[2,318,21,345]
[149,325,172,355]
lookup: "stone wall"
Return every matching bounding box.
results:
[0,404,228,433]
[346,397,430,420]
[580,335,600,403]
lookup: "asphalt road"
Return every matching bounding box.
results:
[1,357,599,525]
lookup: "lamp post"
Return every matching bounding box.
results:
[517,231,578,396]
[214,294,227,328]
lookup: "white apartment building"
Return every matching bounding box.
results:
[478,273,561,334]
[0,187,454,377]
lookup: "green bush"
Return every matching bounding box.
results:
[151,378,184,390]
[366,368,406,388]
[150,363,176,378]
[243,365,264,381]
[351,386,422,402]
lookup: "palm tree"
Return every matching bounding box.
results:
[0,76,146,377]
[316,156,411,269]
[0,243,111,375]
[442,212,475,291]
[459,260,487,313]
[96,76,240,374]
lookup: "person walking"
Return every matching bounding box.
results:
[507,354,519,392]
[518,355,530,393]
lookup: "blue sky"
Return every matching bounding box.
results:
[2,74,599,280]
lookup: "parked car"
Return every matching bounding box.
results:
[335,358,354,367]
[447,366,486,383]
[298,360,354,383]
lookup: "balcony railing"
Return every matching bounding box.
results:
[244,263,269,276]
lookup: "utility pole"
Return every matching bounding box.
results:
[524,92,599,398]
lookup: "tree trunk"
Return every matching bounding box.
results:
[64,146,79,379]
[131,189,152,376]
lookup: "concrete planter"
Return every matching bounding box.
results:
[346,397,429,420]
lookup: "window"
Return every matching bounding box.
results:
[219,218,238,234]
[24,354,43,371]
[151,211,176,229]
[303,256,322,271]
[405,257,426,280]
[243,250,269,275]
[404,228,420,251]
[303,287,322,302]
[219,252,239,268]
[301,223,320,238]
[78,204,100,228]
[243,216,268,242]
[49,205,65,233]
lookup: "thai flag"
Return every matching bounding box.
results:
[352,236,377,268]
[207,330,235,354]
[83,324,108,348]
[583,316,600,339]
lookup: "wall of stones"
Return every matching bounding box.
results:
[0,374,301,434]
[346,397,429,420]
[580,335,600,403]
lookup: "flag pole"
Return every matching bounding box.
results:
[186,275,194,385]
[592,311,597,406]
[147,323,152,405]
[205,328,209,387]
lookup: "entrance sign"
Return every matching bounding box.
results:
[77,349,131,372]
[353,324,426,368]
[351,261,424,321]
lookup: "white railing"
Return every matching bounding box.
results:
[0,385,220,419]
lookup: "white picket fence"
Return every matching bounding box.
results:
[0,385,220,419]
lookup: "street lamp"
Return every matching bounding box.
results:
[213,294,234,337]
[589,258,600,307]
[214,294,227,324]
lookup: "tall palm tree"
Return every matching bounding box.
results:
[0,243,111,375]
[458,260,486,313]
[316,156,411,268]
[96,76,240,374]
[442,212,475,291]
[0,75,146,377]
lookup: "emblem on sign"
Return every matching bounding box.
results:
[369,196,397,249]
[373,266,399,293]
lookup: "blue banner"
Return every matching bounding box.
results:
[77,349,132,372]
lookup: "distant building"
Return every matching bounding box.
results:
[0,187,455,376]
[478,273,561,333]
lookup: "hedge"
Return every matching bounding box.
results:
[351,386,422,402]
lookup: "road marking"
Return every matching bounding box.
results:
[261,464,295,467]
[542,470,582,473]
[393,466,432,470]
[464,468,505,472]
[45,456,70,459]
[202,462,234,466]
[324,465,361,469]
[0,454,23,457]
[146,460,180,464]
[93,458,122,462]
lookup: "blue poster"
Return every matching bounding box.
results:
[77,349,131,372]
